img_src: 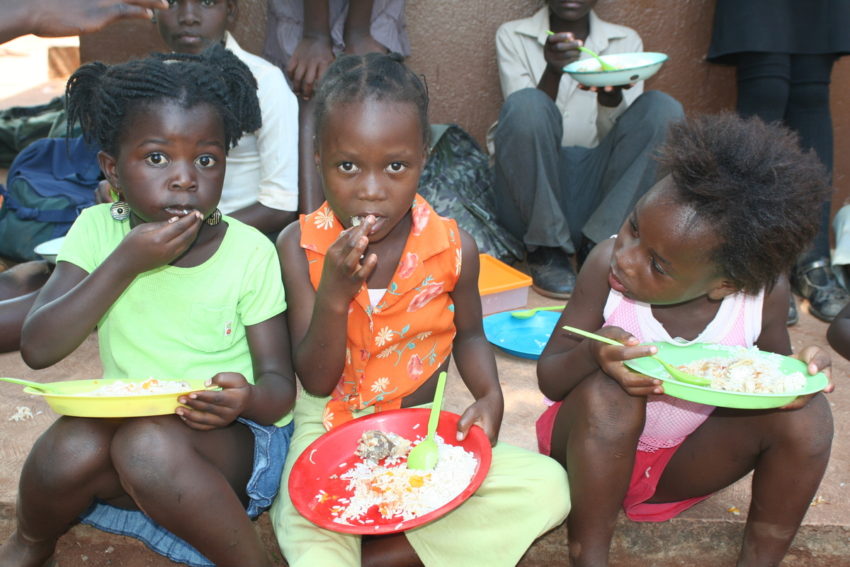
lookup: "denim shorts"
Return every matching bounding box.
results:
[79,418,293,567]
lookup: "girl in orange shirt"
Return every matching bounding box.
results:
[271,52,570,567]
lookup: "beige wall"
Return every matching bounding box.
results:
[80,0,850,211]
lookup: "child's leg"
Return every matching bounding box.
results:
[297,97,324,215]
[109,415,268,567]
[0,291,38,352]
[651,393,833,566]
[550,371,646,567]
[403,442,569,567]
[0,261,51,299]
[0,260,51,352]
[0,417,126,567]
[361,534,422,567]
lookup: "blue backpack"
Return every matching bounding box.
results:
[0,136,100,262]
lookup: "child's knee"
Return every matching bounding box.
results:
[574,374,646,441]
[28,418,112,486]
[110,417,183,485]
[780,393,834,455]
[498,88,560,137]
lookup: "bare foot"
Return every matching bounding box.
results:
[0,530,57,567]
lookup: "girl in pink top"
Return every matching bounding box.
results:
[537,113,835,567]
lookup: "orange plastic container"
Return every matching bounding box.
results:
[477,254,531,315]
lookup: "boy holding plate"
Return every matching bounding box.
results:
[488,0,683,299]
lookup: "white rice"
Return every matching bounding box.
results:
[83,378,192,397]
[677,349,806,394]
[331,434,478,524]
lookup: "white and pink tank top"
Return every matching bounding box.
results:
[603,288,765,452]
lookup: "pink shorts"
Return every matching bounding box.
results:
[536,401,711,522]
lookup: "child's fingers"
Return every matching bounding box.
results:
[353,252,378,281]
[795,345,831,375]
[456,411,495,445]
[779,393,818,411]
[617,344,657,361]
[621,371,663,395]
[176,409,223,431]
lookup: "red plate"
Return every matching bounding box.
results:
[288,408,492,534]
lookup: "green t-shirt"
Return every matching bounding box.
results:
[59,204,291,424]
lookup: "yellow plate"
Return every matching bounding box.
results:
[23,378,214,418]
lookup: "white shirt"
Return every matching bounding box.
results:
[221,32,299,213]
[490,8,644,150]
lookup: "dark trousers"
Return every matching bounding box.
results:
[735,52,836,263]
[492,88,684,255]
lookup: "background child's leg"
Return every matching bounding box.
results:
[652,393,833,566]
[0,291,38,353]
[0,417,125,567]
[297,97,324,215]
[550,372,645,567]
[0,260,51,352]
[109,415,269,567]
[269,393,363,566]
[0,260,51,299]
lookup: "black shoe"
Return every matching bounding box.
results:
[527,247,576,299]
[791,260,850,322]
[576,236,596,271]
[787,295,798,326]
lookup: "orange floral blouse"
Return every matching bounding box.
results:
[301,195,462,430]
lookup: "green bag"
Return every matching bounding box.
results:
[418,124,524,264]
[0,97,67,168]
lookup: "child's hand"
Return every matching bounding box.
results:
[578,83,635,107]
[316,215,378,304]
[176,372,252,430]
[456,391,504,446]
[589,326,663,397]
[286,36,334,100]
[783,345,834,410]
[117,211,203,274]
[544,32,582,75]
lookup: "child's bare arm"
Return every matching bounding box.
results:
[343,0,388,55]
[827,301,850,360]
[21,213,203,368]
[538,239,660,402]
[178,313,297,428]
[277,220,376,395]
[449,232,504,444]
[755,276,794,356]
[758,277,833,409]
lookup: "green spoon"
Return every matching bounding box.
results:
[510,305,565,319]
[576,45,618,71]
[0,376,62,394]
[407,371,448,471]
[560,325,712,386]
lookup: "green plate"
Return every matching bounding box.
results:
[623,343,828,409]
[22,378,213,418]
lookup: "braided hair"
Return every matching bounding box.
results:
[66,43,261,156]
[657,112,831,294]
[313,52,430,147]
